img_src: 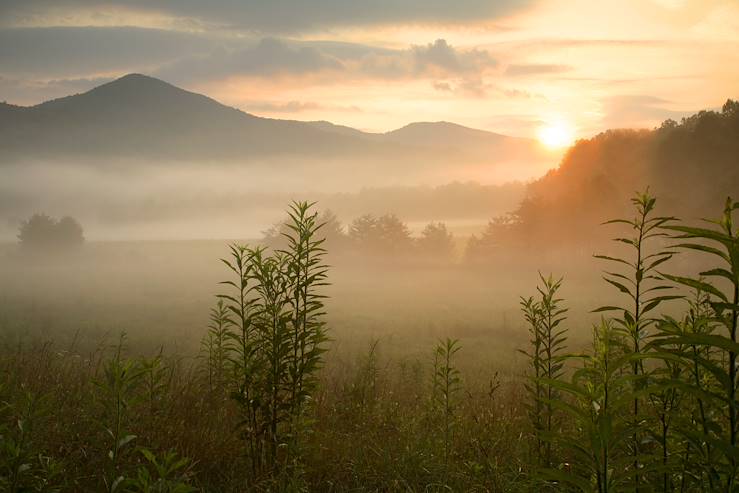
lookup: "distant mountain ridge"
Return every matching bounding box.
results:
[0,73,550,168]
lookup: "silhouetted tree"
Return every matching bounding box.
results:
[18,213,84,251]
[376,214,412,254]
[417,222,454,261]
[318,209,347,250]
[349,214,379,252]
[263,209,347,252]
[349,213,413,256]
[463,215,516,263]
[56,216,85,248]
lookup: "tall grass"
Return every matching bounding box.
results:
[520,273,568,469]
[0,194,736,491]
[594,190,678,489]
[213,201,330,483]
[431,337,462,486]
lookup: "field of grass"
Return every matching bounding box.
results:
[0,195,736,492]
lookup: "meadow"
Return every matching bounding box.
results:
[0,194,736,492]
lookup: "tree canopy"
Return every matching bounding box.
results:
[18,214,84,251]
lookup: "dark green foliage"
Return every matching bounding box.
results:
[5,194,739,491]
[657,196,739,489]
[126,449,197,493]
[431,338,462,486]
[594,189,678,488]
[139,350,170,419]
[199,299,230,393]
[0,390,64,492]
[520,273,568,468]
[520,295,545,463]
[279,201,330,424]
[218,201,330,481]
[650,288,719,490]
[541,321,635,492]
[94,336,143,492]
[529,194,739,492]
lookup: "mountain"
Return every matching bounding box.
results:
[385,121,539,161]
[0,74,381,161]
[0,74,551,169]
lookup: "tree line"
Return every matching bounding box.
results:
[262,210,456,262]
[16,213,84,251]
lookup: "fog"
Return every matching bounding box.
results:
[0,238,612,364]
[2,99,735,358]
[0,159,530,241]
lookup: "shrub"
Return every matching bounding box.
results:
[17,214,84,251]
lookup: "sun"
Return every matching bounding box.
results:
[537,120,575,149]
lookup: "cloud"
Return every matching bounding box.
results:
[155,38,343,84]
[601,95,687,128]
[412,39,496,74]
[432,81,454,92]
[0,0,536,33]
[505,63,571,76]
[0,75,113,105]
[245,100,363,114]
[158,37,497,86]
[357,39,497,84]
[431,80,540,99]
[0,25,499,106]
[0,26,212,78]
[247,101,322,113]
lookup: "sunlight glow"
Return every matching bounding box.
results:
[537,120,575,149]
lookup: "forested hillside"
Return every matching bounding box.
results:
[480,100,739,251]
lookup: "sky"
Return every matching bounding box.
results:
[1,0,737,140]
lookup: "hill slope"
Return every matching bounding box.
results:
[0,74,549,168]
[507,100,739,246]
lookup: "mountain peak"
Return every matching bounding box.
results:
[385,120,510,147]
[117,73,159,82]
[82,73,189,99]
[97,73,176,91]
[33,72,230,117]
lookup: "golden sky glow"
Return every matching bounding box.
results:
[1,0,737,139]
[537,119,575,149]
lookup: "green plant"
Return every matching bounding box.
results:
[431,338,462,485]
[126,449,196,493]
[0,390,63,493]
[218,244,262,474]
[520,273,568,469]
[659,196,739,489]
[644,325,686,492]
[250,247,293,470]
[279,201,330,427]
[95,335,142,492]
[541,321,634,493]
[537,274,568,469]
[651,287,718,490]
[352,339,381,412]
[217,201,330,481]
[594,189,678,488]
[520,294,545,465]
[200,299,230,393]
[139,349,169,419]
